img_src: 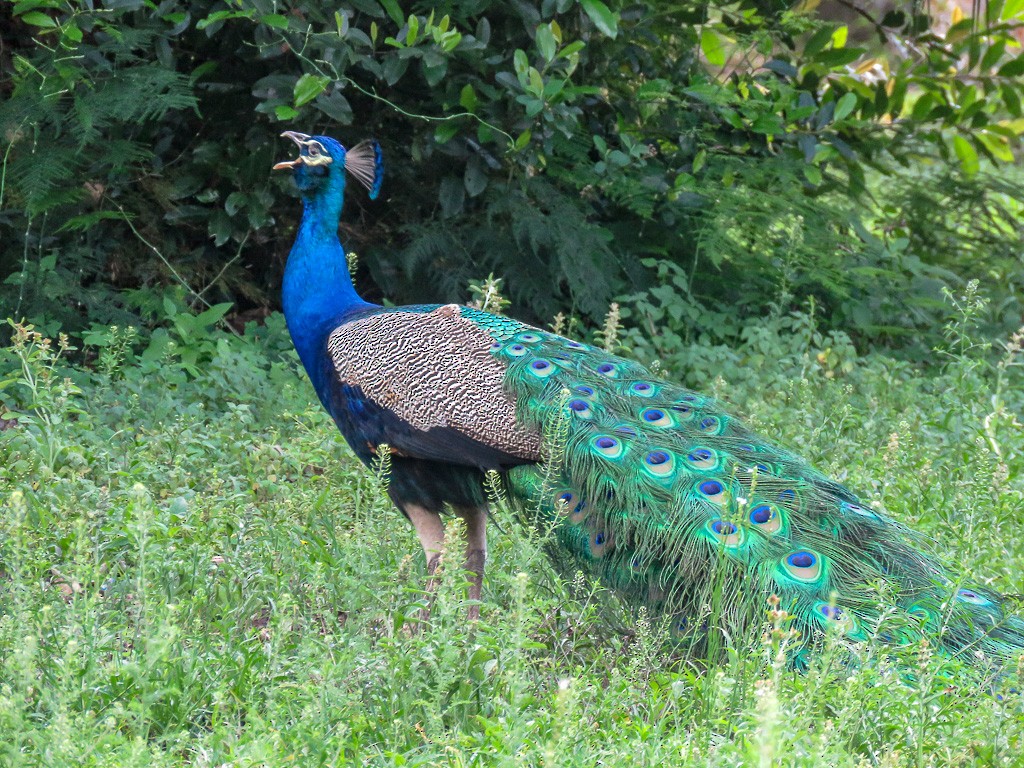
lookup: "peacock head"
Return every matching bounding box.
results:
[273,131,383,199]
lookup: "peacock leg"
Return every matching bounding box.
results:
[453,505,488,621]
[401,502,446,624]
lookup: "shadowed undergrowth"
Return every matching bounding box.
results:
[0,302,1022,766]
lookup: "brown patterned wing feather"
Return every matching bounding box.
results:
[326,305,542,466]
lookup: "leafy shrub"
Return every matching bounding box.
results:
[1,1,1022,348]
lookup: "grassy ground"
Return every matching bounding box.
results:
[1,300,1022,767]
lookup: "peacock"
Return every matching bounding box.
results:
[273,130,1024,667]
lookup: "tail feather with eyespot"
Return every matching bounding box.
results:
[481,323,1024,666]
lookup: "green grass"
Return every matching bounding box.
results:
[1,301,1022,767]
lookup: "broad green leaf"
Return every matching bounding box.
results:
[460,84,478,112]
[692,149,706,174]
[976,131,1014,162]
[945,18,974,44]
[580,0,618,38]
[798,134,817,162]
[378,0,403,26]
[528,67,544,96]
[163,296,178,318]
[764,59,798,78]
[293,74,330,107]
[316,91,353,123]
[522,95,545,117]
[910,92,935,120]
[21,11,56,27]
[831,25,848,48]
[195,303,233,328]
[197,10,246,30]
[543,78,566,100]
[561,40,586,59]
[952,134,979,175]
[536,24,557,62]
[439,31,461,52]
[406,14,419,46]
[700,28,726,67]
[464,158,488,197]
[998,54,1024,78]
[1002,84,1022,117]
[513,49,529,76]
[803,26,834,57]
[422,57,447,86]
[1002,0,1024,18]
[191,61,218,82]
[225,191,246,216]
[980,40,1006,71]
[833,92,857,121]
[382,55,409,84]
[260,14,289,30]
[750,114,784,134]
[476,16,491,45]
[434,122,459,144]
[959,84,978,112]
[815,48,863,67]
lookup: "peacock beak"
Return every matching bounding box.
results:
[273,131,314,170]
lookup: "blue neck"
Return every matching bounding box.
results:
[282,172,375,388]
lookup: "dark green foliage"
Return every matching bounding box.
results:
[1,1,1022,346]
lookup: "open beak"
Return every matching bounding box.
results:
[273,131,313,170]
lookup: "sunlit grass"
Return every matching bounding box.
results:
[0,305,1022,766]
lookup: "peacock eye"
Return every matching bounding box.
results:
[308,143,322,157]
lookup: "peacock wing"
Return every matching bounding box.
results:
[324,304,542,468]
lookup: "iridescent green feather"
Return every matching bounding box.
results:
[480,324,1024,664]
